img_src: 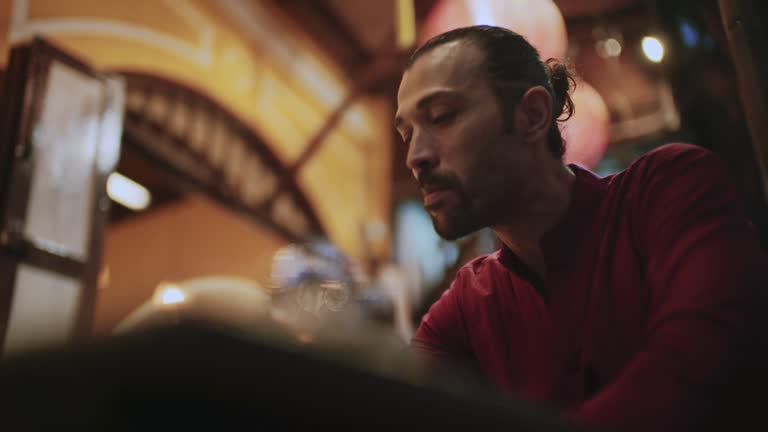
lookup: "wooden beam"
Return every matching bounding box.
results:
[272,0,371,75]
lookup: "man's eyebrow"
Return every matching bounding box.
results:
[394,90,460,130]
[416,90,458,110]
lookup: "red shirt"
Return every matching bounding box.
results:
[412,144,768,431]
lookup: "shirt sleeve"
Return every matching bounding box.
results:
[411,271,474,368]
[570,145,768,431]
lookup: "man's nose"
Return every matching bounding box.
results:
[406,131,439,175]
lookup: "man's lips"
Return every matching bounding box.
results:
[423,187,453,208]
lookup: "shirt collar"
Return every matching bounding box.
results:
[498,164,607,277]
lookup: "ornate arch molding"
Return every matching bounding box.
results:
[117,71,324,241]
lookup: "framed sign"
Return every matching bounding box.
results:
[0,38,125,354]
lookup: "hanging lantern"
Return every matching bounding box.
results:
[419,0,568,61]
[561,81,611,169]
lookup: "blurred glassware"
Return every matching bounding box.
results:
[270,238,355,315]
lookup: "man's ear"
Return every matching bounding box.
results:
[514,86,552,144]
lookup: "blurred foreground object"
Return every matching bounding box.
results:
[271,239,418,344]
[114,276,272,335]
[114,238,411,351]
[0,323,585,430]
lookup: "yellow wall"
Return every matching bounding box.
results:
[0,0,392,257]
[95,195,288,335]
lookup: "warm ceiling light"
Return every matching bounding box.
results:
[604,38,622,57]
[596,37,623,58]
[107,172,151,211]
[154,283,186,306]
[642,36,665,63]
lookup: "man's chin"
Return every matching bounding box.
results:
[435,229,470,241]
[431,214,482,241]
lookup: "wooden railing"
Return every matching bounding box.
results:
[119,72,324,241]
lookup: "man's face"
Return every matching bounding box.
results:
[395,40,532,240]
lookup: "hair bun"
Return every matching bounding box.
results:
[545,58,576,121]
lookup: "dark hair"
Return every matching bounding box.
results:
[407,25,576,159]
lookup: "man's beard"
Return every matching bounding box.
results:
[430,206,484,240]
[428,188,487,241]
[418,170,487,240]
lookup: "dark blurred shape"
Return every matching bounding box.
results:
[0,322,584,430]
[718,0,768,227]
[656,0,768,246]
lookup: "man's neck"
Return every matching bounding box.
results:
[492,164,575,278]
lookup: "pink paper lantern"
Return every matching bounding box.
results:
[419,0,568,61]
[561,81,611,169]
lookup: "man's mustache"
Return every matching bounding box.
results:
[417,171,461,194]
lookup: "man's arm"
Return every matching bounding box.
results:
[571,145,768,431]
[412,273,479,373]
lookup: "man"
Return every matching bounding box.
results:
[394,25,767,431]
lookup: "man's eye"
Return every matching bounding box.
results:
[431,112,456,125]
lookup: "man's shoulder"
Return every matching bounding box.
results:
[613,143,742,237]
[623,143,724,180]
[460,250,506,274]
[450,250,508,295]
[608,143,728,195]
[640,142,709,160]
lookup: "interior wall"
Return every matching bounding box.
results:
[94,195,287,336]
